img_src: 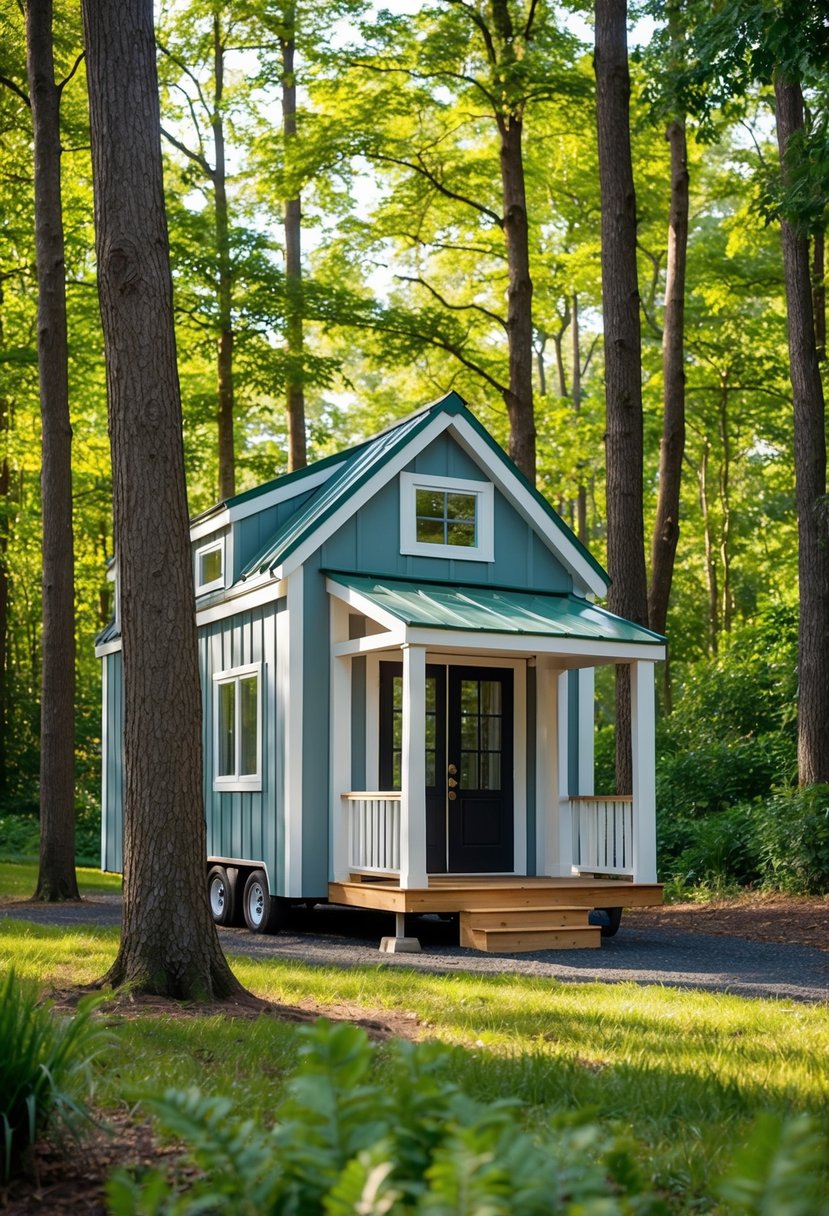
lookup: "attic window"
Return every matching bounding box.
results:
[400,473,494,561]
[195,538,225,595]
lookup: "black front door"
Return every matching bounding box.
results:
[379,662,514,874]
[447,666,513,873]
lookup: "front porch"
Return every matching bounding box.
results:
[328,875,664,952]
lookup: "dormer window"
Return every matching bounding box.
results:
[195,537,225,595]
[400,473,494,561]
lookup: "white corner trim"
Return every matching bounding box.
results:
[325,577,406,634]
[399,471,494,562]
[282,569,304,897]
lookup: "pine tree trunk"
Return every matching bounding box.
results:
[26,0,79,903]
[499,113,535,483]
[774,76,829,786]
[648,116,688,639]
[82,0,244,998]
[813,228,825,362]
[213,15,235,501]
[594,0,648,794]
[0,392,10,793]
[572,294,588,543]
[283,15,307,472]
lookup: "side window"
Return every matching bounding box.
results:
[195,538,225,595]
[213,664,261,790]
[400,473,494,561]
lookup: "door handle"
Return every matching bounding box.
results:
[448,778,458,788]
[448,763,458,775]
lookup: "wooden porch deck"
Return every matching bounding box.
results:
[328,876,663,952]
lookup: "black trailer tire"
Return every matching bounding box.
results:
[597,906,623,938]
[207,865,236,926]
[242,868,286,934]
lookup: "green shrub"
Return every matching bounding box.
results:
[755,784,829,894]
[0,795,101,866]
[0,969,106,1179]
[107,1020,829,1215]
[108,1019,665,1215]
[661,802,762,889]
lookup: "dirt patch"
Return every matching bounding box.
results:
[626,894,829,953]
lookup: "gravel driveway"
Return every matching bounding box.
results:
[4,897,828,1004]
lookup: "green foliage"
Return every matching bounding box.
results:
[717,1113,828,1216]
[0,795,101,865]
[0,969,105,1180]
[755,785,829,894]
[108,1019,667,1215]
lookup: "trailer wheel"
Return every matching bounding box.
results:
[595,906,623,938]
[242,869,286,934]
[207,865,235,926]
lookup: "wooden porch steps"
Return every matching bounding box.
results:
[459,906,601,952]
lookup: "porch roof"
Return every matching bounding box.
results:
[327,575,665,646]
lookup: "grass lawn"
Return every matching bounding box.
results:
[2,908,828,1212]
[0,858,122,900]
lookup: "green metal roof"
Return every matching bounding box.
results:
[329,575,666,645]
[240,391,609,586]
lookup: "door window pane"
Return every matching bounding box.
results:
[461,680,478,713]
[480,681,502,714]
[480,752,501,791]
[461,713,478,748]
[481,715,501,751]
[460,751,478,787]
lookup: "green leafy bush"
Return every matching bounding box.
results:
[108,1020,829,1215]
[0,969,106,1179]
[662,801,762,889]
[108,1019,666,1215]
[0,794,101,866]
[755,785,829,894]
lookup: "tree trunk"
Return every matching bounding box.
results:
[648,115,688,639]
[82,0,244,998]
[213,14,235,501]
[718,383,732,634]
[282,13,307,472]
[499,110,536,483]
[774,76,829,786]
[594,0,648,794]
[698,440,719,655]
[0,392,10,793]
[26,0,79,902]
[813,227,825,362]
[572,293,588,543]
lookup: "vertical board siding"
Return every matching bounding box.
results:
[320,431,572,592]
[233,489,316,580]
[200,602,281,888]
[101,651,124,872]
[302,558,332,896]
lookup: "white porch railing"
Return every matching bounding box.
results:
[570,795,634,877]
[343,792,401,876]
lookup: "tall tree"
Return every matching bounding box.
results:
[594,0,649,791]
[280,1,306,471]
[26,0,79,901]
[81,0,242,997]
[774,77,829,785]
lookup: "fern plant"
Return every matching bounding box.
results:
[0,968,106,1180]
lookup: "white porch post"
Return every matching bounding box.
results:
[329,597,352,883]
[630,659,657,882]
[577,667,595,795]
[400,643,428,889]
[535,658,573,877]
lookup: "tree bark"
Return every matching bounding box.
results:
[213,14,235,501]
[698,440,719,655]
[0,391,10,793]
[499,110,536,483]
[572,293,588,543]
[813,228,825,362]
[26,0,79,902]
[648,115,688,640]
[594,0,648,793]
[82,0,244,997]
[282,10,307,472]
[774,76,829,786]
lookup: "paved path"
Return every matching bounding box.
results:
[4,898,828,1004]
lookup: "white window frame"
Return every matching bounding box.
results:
[195,537,226,595]
[400,472,494,562]
[213,662,262,791]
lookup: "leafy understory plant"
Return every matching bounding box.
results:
[0,968,107,1180]
[106,1018,828,1215]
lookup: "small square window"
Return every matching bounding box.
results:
[401,473,494,561]
[195,538,225,595]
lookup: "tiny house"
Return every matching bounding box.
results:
[97,392,665,951]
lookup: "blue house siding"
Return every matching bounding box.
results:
[199,601,282,890]
[233,490,316,582]
[101,650,123,873]
[319,431,573,591]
